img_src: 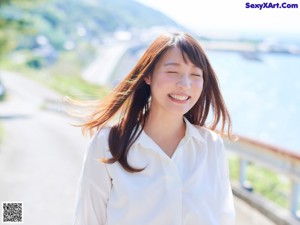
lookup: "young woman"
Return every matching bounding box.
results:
[73,32,235,225]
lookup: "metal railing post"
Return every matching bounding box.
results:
[239,158,253,191]
[290,180,300,218]
[239,158,247,185]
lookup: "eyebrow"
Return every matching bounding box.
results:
[163,62,180,67]
[163,62,200,69]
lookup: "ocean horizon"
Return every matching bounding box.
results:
[207,50,300,154]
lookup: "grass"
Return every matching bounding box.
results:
[228,154,293,209]
[1,50,110,100]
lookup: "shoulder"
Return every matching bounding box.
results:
[87,126,112,158]
[92,126,111,143]
[192,126,228,172]
[199,126,222,141]
[192,124,223,146]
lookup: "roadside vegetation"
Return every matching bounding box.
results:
[1,50,110,100]
[228,154,293,209]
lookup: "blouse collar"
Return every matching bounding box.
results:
[133,117,207,150]
[183,117,207,144]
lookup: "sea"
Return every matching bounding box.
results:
[206,50,300,154]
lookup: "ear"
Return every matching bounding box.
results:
[144,75,151,85]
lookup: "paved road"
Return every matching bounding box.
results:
[0,71,275,225]
[82,42,130,86]
[0,72,89,225]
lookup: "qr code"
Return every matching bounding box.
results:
[2,202,23,223]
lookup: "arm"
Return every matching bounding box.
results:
[217,138,236,225]
[73,130,112,225]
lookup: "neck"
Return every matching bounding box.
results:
[143,110,186,141]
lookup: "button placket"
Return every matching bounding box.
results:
[160,155,182,225]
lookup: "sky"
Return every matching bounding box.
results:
[137,0,300,35]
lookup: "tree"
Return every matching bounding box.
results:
[0,0,42,59]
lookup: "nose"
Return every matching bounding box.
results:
[177,75,191,89]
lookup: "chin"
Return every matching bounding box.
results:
[168,108,191,117]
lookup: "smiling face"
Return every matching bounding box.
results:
[145,47,204,118]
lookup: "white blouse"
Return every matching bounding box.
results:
[73,118,235,225]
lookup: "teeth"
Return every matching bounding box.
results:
[170,94,189,101]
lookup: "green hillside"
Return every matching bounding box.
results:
[0,0,179,58]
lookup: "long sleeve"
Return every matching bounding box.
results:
[73,130,112,225]
[217,138,236,225]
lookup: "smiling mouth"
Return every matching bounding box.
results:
[169,94,190,101]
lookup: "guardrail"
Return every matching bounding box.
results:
[223,135,300,224]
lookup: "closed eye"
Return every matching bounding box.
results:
[167,71,178,74]
[191,74,202,77]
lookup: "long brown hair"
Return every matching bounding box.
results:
[80,32,231,172]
